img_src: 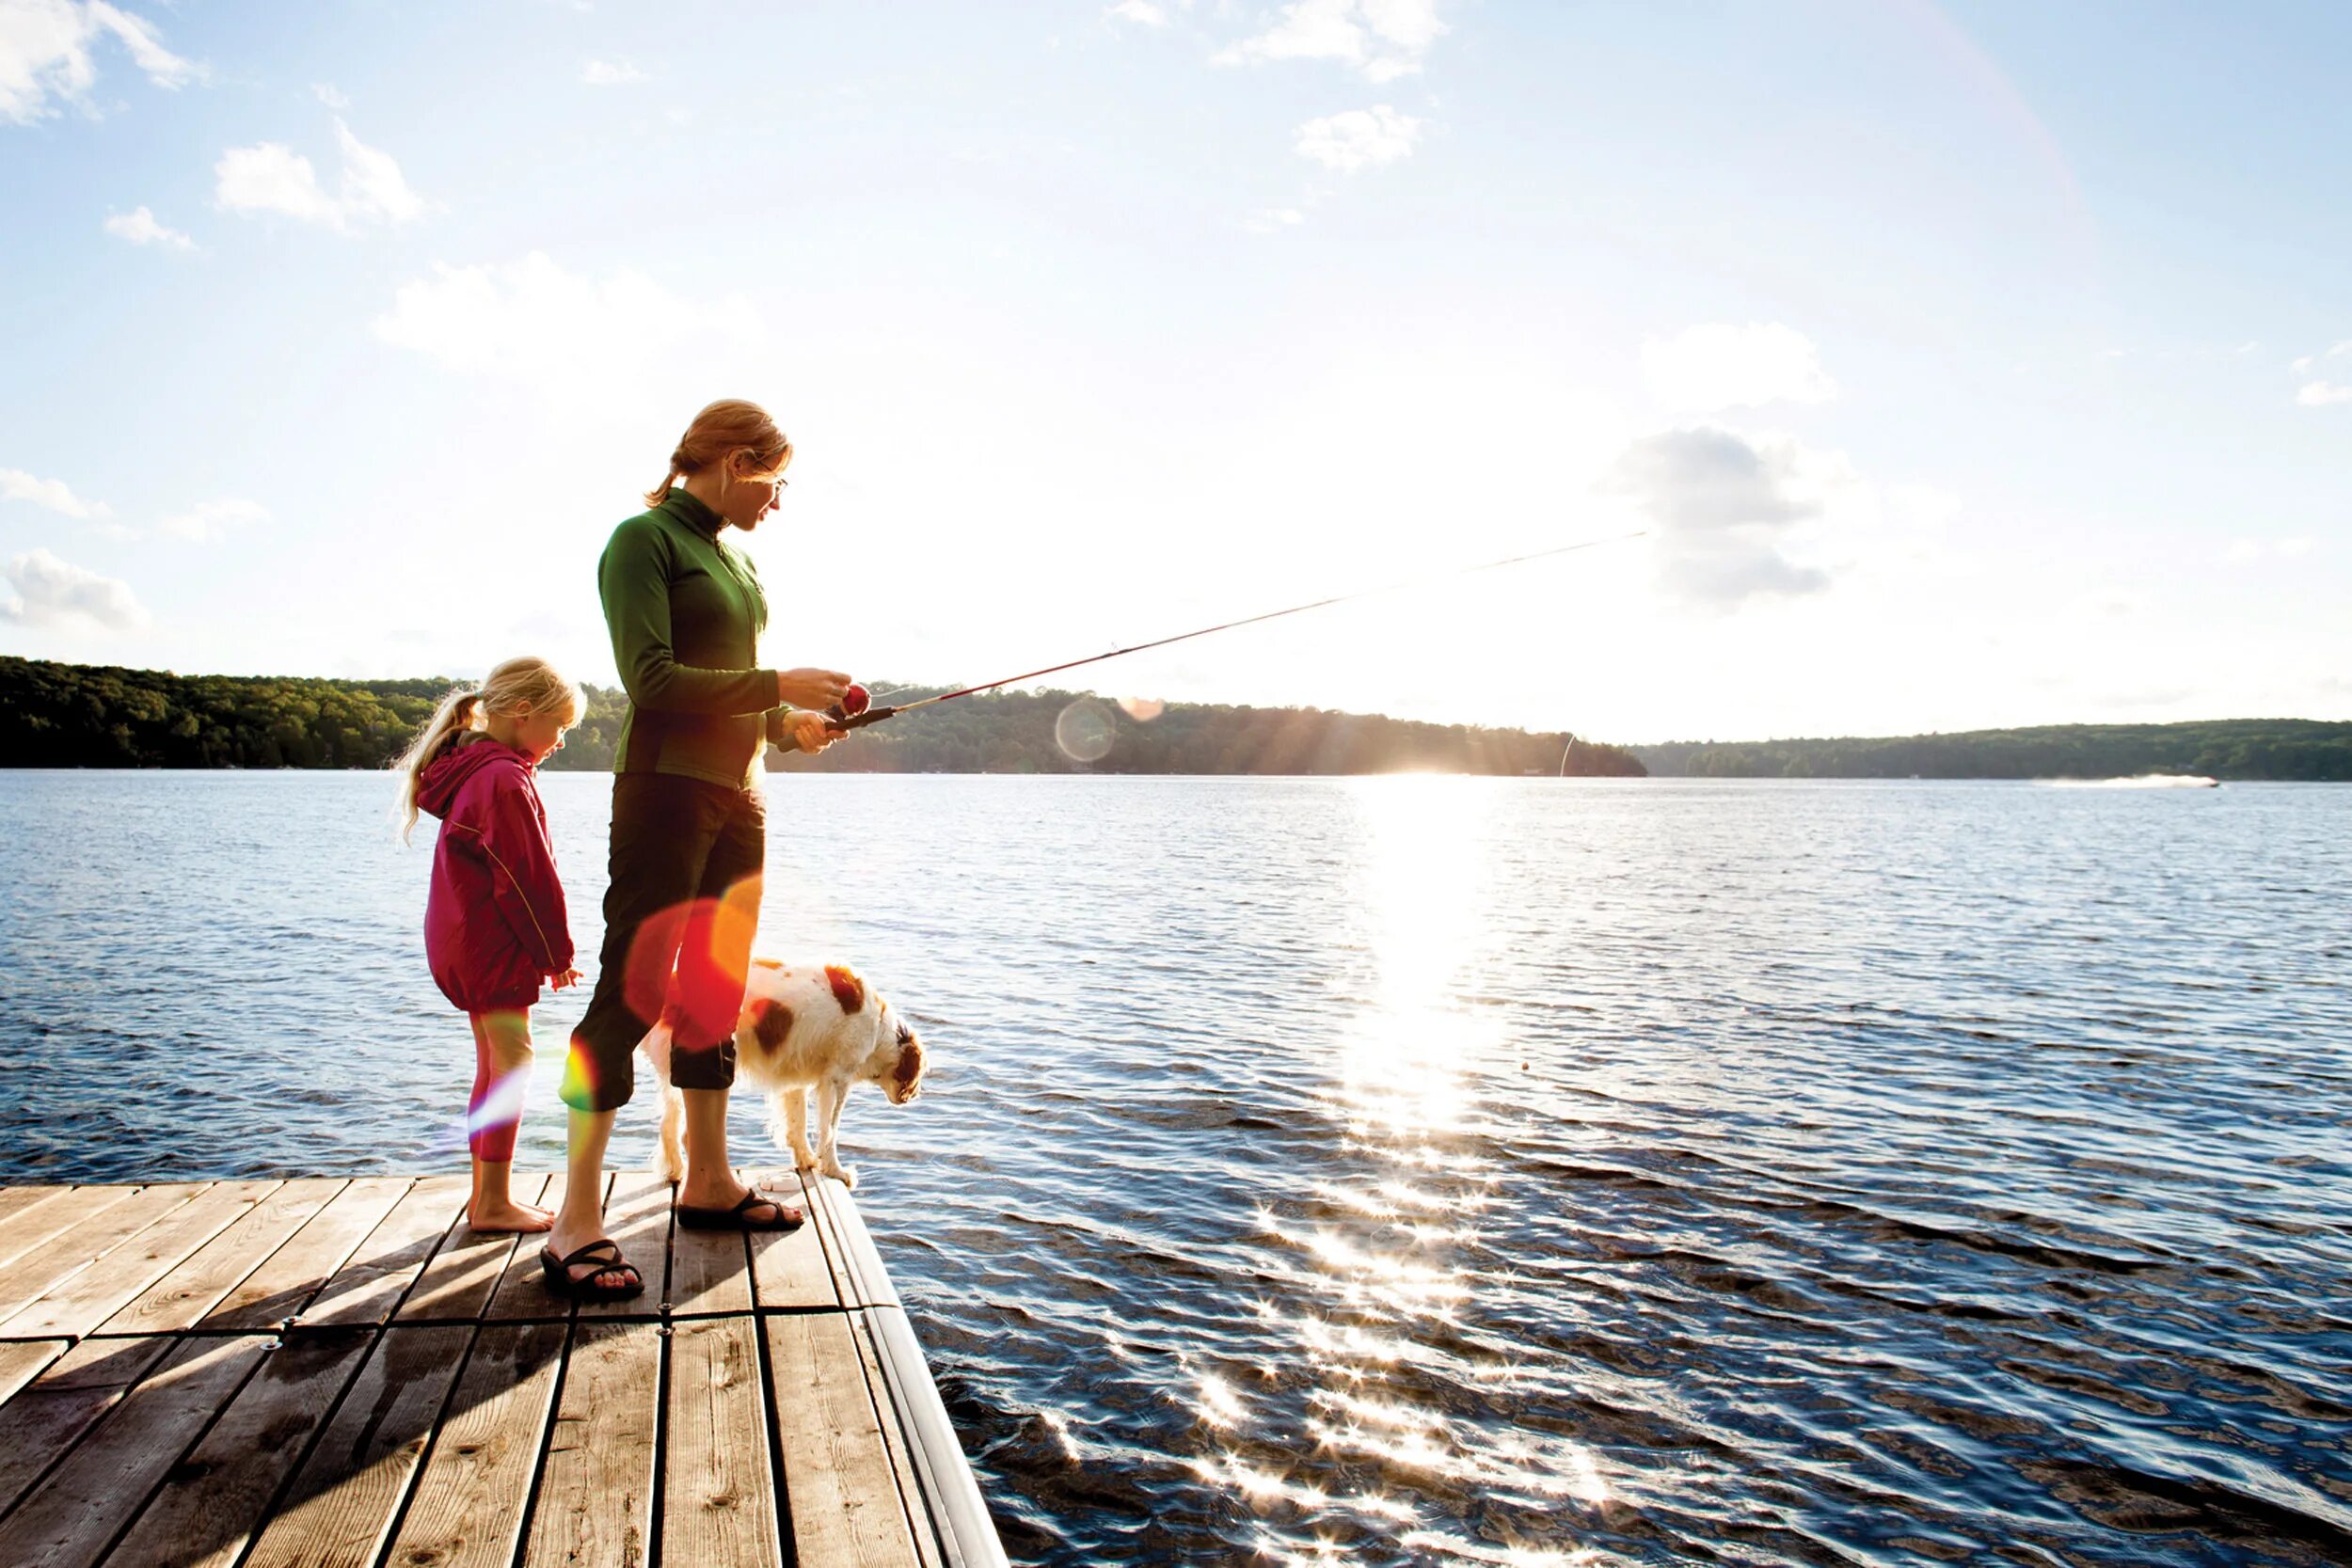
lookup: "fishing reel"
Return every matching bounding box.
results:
[822,684,896,732]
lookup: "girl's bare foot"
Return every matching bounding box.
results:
[468,1199,555,1233]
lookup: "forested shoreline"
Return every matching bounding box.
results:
[1636,721,2352,782]
[0,657,1642,776]
[7,657,2347,780]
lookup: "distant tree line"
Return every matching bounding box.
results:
[0,657,1643,777]
[771,684,1645,776]
[1637,721,2352,782]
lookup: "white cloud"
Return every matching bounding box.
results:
[1216,0,1445,82]
[214,119,424,232]
[373,251,752,402]
[2287,340,2350,384]
[0,0,201,123]
[1605,427,1837,608]
[0,547,146,628]
[1294,104,1420,171]
[2223,536,2315,564]
[2295,381,2351,406]
[312,81,349,109]
[102,203,193,249]
[332,119,425,223]
[580,58,645,85]
[1,467,109,518]
[157,497,268,543]
[1644,323,1837,412]
[1244,206,1304,233]
[1105,1,1167,24]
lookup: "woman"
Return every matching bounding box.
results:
[543,398,850,1299]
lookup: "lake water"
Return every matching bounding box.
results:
[1,771,2347,1567]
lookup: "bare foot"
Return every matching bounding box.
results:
[469,1199,554,1234]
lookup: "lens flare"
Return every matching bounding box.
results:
[1055,699,1117,763]
[622,877,762,1038]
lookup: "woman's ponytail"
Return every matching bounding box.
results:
[647,402,789,508]
[644,449,687,507]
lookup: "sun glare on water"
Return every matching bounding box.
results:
[1190,776,1614,1562]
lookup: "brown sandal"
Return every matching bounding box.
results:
[675,1188,804,1231]
[539,1239,644,1300]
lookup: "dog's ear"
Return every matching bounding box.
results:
[892,1033,925,1101]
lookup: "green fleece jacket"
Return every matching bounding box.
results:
[598,487,801,789]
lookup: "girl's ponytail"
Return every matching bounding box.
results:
[389,686,484,843]
[389,657,584,844]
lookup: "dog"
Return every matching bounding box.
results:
[642,959,926,1191]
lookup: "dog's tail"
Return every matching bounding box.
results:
[642,1019,687,1185]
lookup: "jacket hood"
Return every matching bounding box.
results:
[416,736,529,820]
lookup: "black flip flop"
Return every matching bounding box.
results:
[539,1239,644,1301]
[675,1188,804,1231]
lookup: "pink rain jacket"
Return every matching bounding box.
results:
[416,736,574,1013]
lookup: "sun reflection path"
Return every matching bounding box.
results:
[1190,778,1622,1564]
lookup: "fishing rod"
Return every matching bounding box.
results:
[822,528,1648,732]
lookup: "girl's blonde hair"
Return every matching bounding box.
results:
[390,656,584,843]
[644,398,792,506]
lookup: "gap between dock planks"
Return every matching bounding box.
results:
[0,1172,995,1568]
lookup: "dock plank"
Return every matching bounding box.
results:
[95,1180,343,1338]
[0,1185,71,1230]
[297,1176,466,1327]
[574,1170,673,1322]
[381,1320,567,1568]
[100,1331,375,1568]
[3,1180,282,1340]
[0,1338,176,1517]
[0,1186,137,1273]
[746,1168,839,1311]
[669,1217,752,1317]
[201,1177,405,1331]
[0,1337,69,1411]
[519,1320,659,1568]
[239,1325,473,1568]
[396,1174,554,1324]
[848,1314,948,1568]
[768,1312,925,1568]
[0,1185,206,1329]
[0,1332,271,1568]
[662,1314,780,1566]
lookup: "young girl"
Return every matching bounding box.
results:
[393,656,584,1233]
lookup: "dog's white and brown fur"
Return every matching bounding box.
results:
[642,960,926,1190]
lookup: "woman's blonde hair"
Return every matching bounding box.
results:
[644,398,792,506]
[390,656,584,843]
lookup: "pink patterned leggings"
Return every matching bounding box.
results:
[466,1009,534,1163]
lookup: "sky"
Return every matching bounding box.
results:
[1,0,2346,744]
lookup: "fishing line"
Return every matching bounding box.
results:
[825,528,1648,731]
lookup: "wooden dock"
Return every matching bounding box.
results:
[0,1170,1009,1568]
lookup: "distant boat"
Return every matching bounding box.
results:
[2042,774,2220,789]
